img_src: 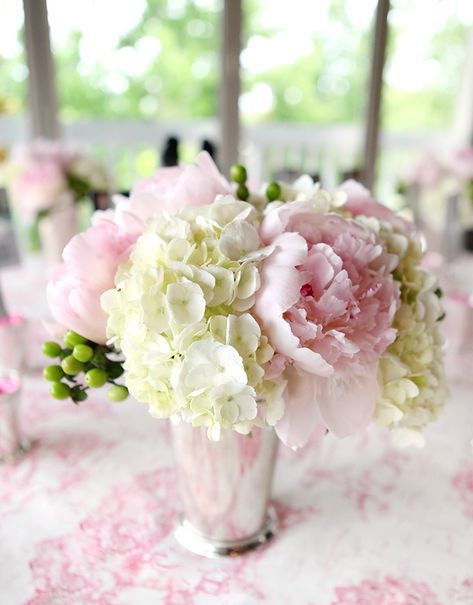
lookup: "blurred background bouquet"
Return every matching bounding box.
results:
[1,139,112,264]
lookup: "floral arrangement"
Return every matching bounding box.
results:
[3,139,112,221]
[402,147,473,233]
[42,152,446,448]
[406,147,473,191]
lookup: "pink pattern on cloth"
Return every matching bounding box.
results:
[448,578,473,603]
[452,461,473,519]
[26,469,177,605]
[331,576,443,605]
[25,468,270,605]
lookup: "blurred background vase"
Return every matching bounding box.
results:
[172,422,278,557]
[0,370,27,463]
[38,192,78,267]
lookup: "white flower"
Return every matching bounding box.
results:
[166,237,193,263]
[210,195,256,226]
[177,339,247,397]
[101,198,279,437]
[219,220,260,260]
[206,265,234,306]
[260,378,287,426]
[361,218,447,444]
[211,383,258,422]
[226,314,261,357]
[166,282,205,325]
[172,320,207,355]
[235,264,260,301]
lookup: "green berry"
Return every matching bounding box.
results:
[43,365,65,382]
[108,385,129,402]
[50,382,71,400]
[61,355,84,376]
[71,386,88,403]
[72,344,94,363]
[266,181,281,202]
[107,361,124,379]
[85,368,108,388]
[42,341,62,358]
[63,330,87,349]
[236,184,249,201]
[91,350,108,368]
[230,163,247,184]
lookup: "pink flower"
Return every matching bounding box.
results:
[9,139,83,218]
[255,202,399,448]
[339,180,413,233]
[47,220,137,344]
[130,151,231,217]
[11,139,80,169]
[11,160,66,218]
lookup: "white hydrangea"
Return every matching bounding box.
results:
[356,216,447,446]
[101,195,285,439]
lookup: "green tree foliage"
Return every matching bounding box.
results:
[56,0,220,121]
[0,0,469,133]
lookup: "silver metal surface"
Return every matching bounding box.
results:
[0,320,27,373]
[174,506,277,558]
[171,422,278,557]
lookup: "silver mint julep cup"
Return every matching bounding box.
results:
[171,421,278,557]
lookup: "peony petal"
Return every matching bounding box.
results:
[339,180,414,233]
[316,366,379,437]
[275,367,326,449]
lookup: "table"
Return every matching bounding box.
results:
[1,258,473,605]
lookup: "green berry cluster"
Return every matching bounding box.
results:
[230,163,282,205]
[42,330,129,404]
[230,163,250,201]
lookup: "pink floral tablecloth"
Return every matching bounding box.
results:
[1,257,473,605]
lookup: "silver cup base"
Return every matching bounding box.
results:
[174,506,278,558]
[0,440,30,465]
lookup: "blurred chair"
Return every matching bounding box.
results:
[161,136,179,167]
[201,139,217,163]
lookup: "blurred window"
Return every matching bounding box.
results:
[241,0,378,126]
[384,0,473,132]
[47,0,220,122]
[0,1,27,116]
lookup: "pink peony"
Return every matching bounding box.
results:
[339,180,414,233]
[47,219,138,344]
[9,139,84,218]
[11,160,66,217]
[47,152,231,343]
[255,202,399,448]
[11,139,80,170]
[130,151,231,217]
